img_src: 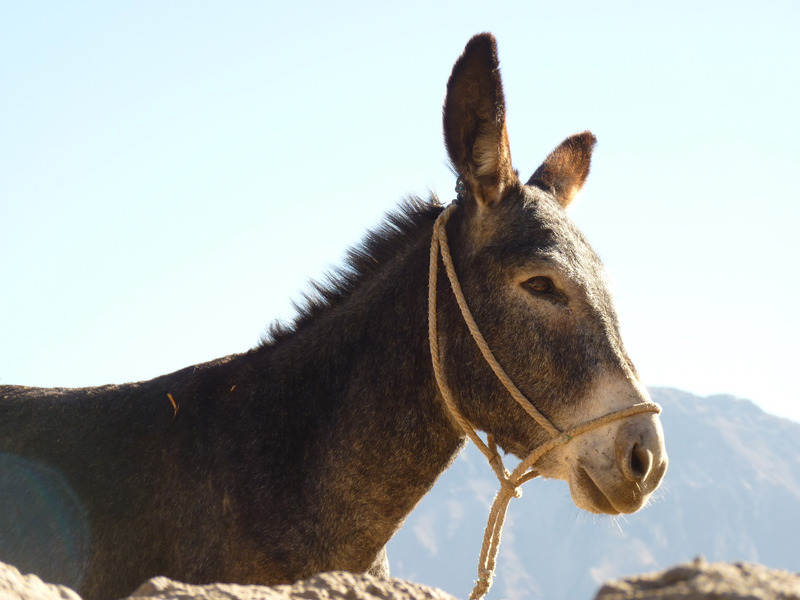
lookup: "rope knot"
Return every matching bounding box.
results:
[499,477,522,498]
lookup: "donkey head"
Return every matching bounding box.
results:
[438,33,667,515]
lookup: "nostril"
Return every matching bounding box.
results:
[629,442,653,481]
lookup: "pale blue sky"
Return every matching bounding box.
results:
[1,2,799,421]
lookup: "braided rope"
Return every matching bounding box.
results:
[428,203,661,599]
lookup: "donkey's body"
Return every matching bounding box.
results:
[1,203,457,598]
[1,34,666,600]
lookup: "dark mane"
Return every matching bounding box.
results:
[260,195,444,346]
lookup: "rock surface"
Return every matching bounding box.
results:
[0,561,81,600]
[128,571,458,600]
[595,556,800,599]
[0,564,458,600]
[4,558,800,600]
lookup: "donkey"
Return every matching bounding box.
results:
[0,33,666,600]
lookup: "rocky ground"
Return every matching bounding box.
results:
[595,556,800,600]
[1,558,799,600]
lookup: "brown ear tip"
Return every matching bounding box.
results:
[466,32,497,48]
[463,32,498,62]
[573,130,598,151]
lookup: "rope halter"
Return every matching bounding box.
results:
[427,201,661,600]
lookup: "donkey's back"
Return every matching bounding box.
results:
[0,352,312,599]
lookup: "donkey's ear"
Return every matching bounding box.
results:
[526,132,596,208]
[443,33,517,207]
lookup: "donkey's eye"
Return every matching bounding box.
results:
[523,276,555,295]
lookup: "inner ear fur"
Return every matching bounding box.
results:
[443,33,517,207]
[527,131,597,208]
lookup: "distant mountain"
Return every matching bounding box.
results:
[387,388,800,600]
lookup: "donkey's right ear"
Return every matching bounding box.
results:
[526,132,596,208]
[443,33,517,208]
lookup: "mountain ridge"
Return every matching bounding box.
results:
[387,387,800,600]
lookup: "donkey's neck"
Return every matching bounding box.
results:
[261,200,464,573]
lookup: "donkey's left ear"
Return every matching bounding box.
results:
[443,33,518,207]
[526,132,596,208]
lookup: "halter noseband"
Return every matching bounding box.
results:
[428,200,661,600]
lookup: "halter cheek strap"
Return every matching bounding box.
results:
[428,202,661,600]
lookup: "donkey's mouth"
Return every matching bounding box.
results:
[572,467,621,515]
